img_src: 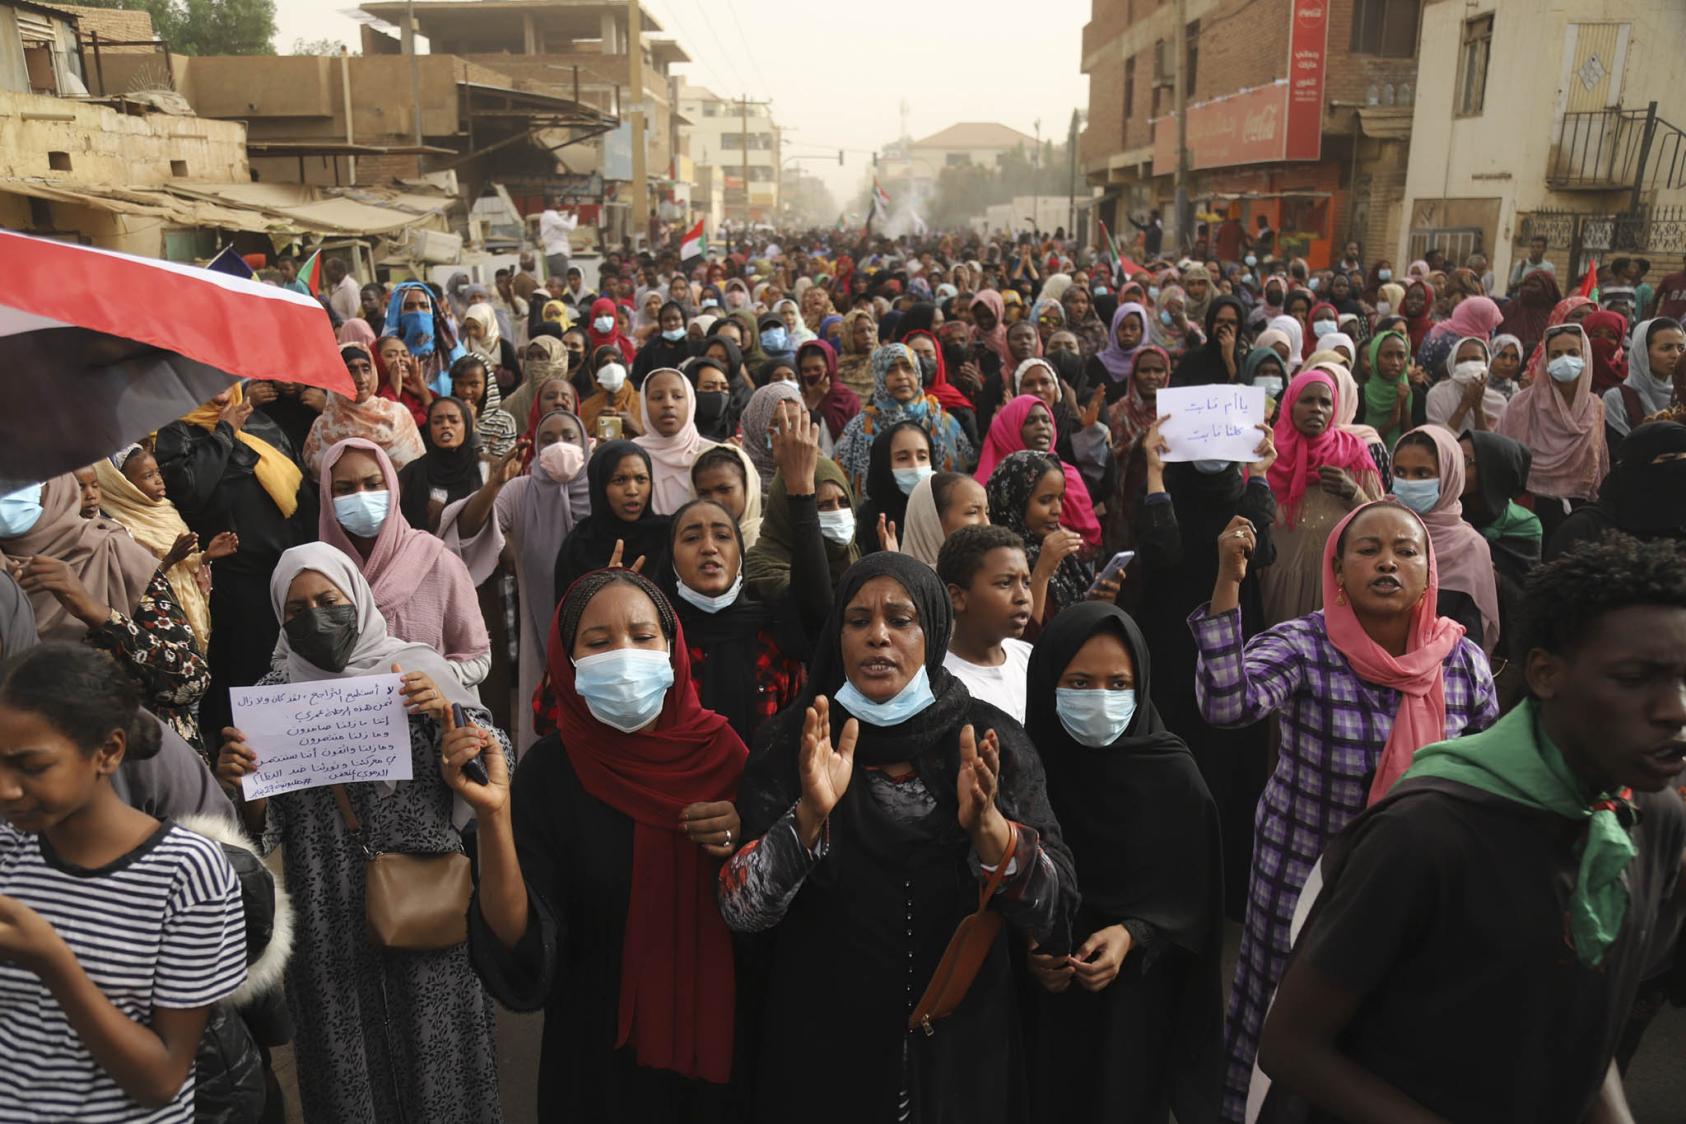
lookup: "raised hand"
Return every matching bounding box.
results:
[1216,515,1256,586]
[605,538,645,572]
[770,400,820,494]
[957,725,1010,865]
[1250,422,1278,474]
[159,531,199,572]
[795,695,857,848]
[876,513,898,553]
[394,662,451,725]
[438,702,508,817]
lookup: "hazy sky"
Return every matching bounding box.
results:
[271,0,1092,201]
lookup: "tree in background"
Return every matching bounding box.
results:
[74,0,275,55]
[926,141,1072,231]
[292,37,352,56]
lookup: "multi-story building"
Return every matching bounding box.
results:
[1399,0,1686,291]
[1081,0,1422,268]
[676,82,779,225]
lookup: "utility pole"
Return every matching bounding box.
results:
[403,0,421,146]
[626,0,647,250]
[1067,109,1078,242]
[1173,0,1190,252]
[740,95,752,231]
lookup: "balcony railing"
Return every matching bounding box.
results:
[1548,102,1686,197]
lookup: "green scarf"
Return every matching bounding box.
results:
[1362,330,1410,449]
[1403,699,1637,967]
[1479,500,1542,547]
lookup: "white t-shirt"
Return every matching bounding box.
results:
[0,820,246,1122]
[539,208,578,256]
[944,638,1034,724]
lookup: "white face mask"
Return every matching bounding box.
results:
[674,571,743,614]
[593,315,615,334]
[817,508,855,545]
[1451,360,1487,386]
[1375,301,1392,317]
[596,363,628,393]
[1253,375,1284,398]
[1547,354,1585,384]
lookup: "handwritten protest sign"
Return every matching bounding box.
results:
[1155,384,1268,463]
[232,674,411,800]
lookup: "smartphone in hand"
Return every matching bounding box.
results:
[1088,550,1135,594]
[450,703,490,786]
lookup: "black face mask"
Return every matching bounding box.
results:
[285,604,359,672]
[694,390,729,428]
[916,353,937,388]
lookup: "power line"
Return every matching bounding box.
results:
[717,0,773,102]
[643,0,742,97]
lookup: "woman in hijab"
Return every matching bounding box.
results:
[1181,263,1215,326]
[724,552,1077,1124]
[318,436,490,685]
[449,568,747,1119]
[1603,317,1686,447]
[971,288,1013,371]
[1495,322,1609,545]
[987,449,1095,626]
[632,299,692,387]
[1171,296,1247,387]
[1061,282,1108,361]
[796,339,860,449]
[739,380,805,496]
[1247,275,1289,328]
[303,343,427,475]
[1089,301,1151,404]
[213,543,502,1122]
[586,295,637,364]
[462,302,520,393]
[441,409,589,754]
[1547,420,1686,559]
[1496,268,1562,364]
[385,280,465,394]
[397,396,484,532]
[1582,308,1629,397]
[555,440,671,594]
[1518,293,1597,383]
[745,452,857,604]
[1361,329,1414,450]
[1398,278,1435,353]
[898,471,985,568]
[154,385,313,739]
[1190,501,1497,1121]
[504,335,572,426]
[449,353,520,460]
[1258,369,1384,624]
[975,395,1101,548]
[853,420,933,555]
[836,307,880,401]
[580,347,644,440]
[634,368,719,515]
[1026,602,1224,1124]
[1424,336,1510,436]
[1416,295,1503,377]
[1267,314,1307,371]
[833,343,975,499]
[1388,426,1502,654]
[0,474,208,752]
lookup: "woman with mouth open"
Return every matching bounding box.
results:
[1187,499,1498,1121]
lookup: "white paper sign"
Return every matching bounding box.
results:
[232,674,411,800]
[1155,384,1268,463]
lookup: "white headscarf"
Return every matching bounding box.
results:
[634,368,717,515]
[1605,318,1679,437]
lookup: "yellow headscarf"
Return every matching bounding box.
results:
[93,456,211,651]
[179,384,302,517]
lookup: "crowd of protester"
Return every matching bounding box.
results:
[0,219,1684,1124]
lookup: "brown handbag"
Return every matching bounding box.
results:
[908,822,1019,1037]
[333,785,472,951]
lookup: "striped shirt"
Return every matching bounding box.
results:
[0,820,246,1122]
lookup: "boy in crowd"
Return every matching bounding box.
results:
[1259,536,1686,1123]
[938,525,1035,723]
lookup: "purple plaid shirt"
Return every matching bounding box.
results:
[1189,604,1497,1121]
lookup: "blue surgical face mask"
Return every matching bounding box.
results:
[398,310,433,343]
[332,489,390,538]
[1159,310,1173,326]
[1244,254,1258,267]
[1391,476,1441,514]
[1055,687,1138,748]
[1547,354,1585,384]
[1191,459,1231,475]
[1147,285,1160,303]
[1308,277,1320,291]
[818,508,855,546]
[761,328,788,353]
[1312,319,1337,338]
[675,571,743,615]
[0,484,43,538]
[1377,268,1393,282]
[835,664,936,728]
[662,327,687,342]
[572,647,674,732]
[893,464,934,495]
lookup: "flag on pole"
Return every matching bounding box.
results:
[205,245,256,280]
[680,218,707,262]
[1574,257,1599,302]
[1097,220,1143,280]
[296,248,323,295]
[874,179,891,212]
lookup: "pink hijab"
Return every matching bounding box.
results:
[337,317,377,347]
[971,289,1013,369]
[1495,323,1608,500]
[316,437,489,662]
[1422,295,1503,347]
[1266,370,1380,526]
[1391,426,1501,654]
[1321,501,1467,805]
[1521,295,1595,383]
[973,394,1102,546]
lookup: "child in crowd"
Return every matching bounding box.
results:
[938,523,1035,722]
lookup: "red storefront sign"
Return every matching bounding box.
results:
[1150,0,1329,174]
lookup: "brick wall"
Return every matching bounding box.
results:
[355,153,422,183]
[51,4,155,51]
[1084,54,1125,167]
[1191,5,1287,102]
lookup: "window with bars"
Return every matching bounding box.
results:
[1351,0,1420,58]
[1456,14,1493,116]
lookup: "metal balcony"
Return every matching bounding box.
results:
[1547,102,1686,198]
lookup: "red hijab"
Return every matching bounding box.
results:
[974,394,1102,546]
[547,576,748,1084]
[1267,370,1379,526]
[1583,309,1630,395]
[1305,301,1339,358]
[1401,279,1435,352]
[586,296,636,363]
[796,338,860,440]
[902,328,974,410]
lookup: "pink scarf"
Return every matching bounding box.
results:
[1393,426,1501,655]
[971,289,1013,370]
[1266,370,1379,526]
[1495,323,1608,500]
[316,438,489,661]
[1320,502,1466,804]
[974,394,1102,546]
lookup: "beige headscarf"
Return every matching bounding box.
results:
[93,456,211,651]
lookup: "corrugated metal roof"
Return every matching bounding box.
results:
[0,178,452,235]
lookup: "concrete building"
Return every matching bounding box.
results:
[880,121,1038,200]
[1399,0,1686,292]
[1081,0,1421,269]
[676,82,778,225]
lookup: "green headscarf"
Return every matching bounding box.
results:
[1241,346,1286,386]
[744,454,857,602]
[1363,330,1411,448]
[1402,699,1638,967]
[1480,500,1542,548]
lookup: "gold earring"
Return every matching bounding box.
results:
[1335,587,1347,607]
